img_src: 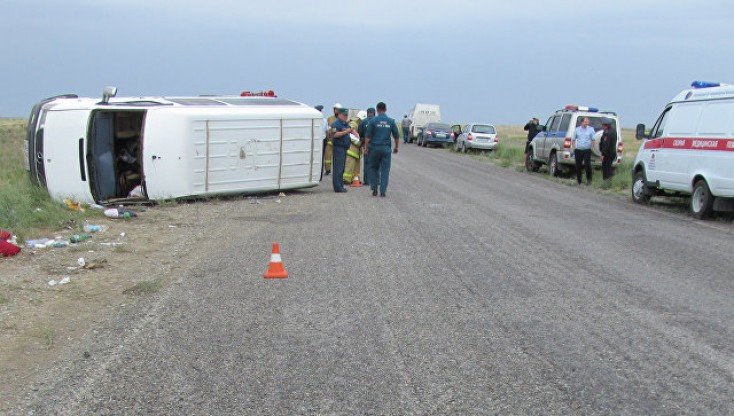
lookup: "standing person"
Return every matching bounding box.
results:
[330,108,353,193]
[315,105,328,179]
[358,108,376,186]
[572,117,596,186]
[364,102,399,197]
[324,103,343,176]
[523,117,540,166]
[343,111,365,185]
[599,118,618,181]
[401,115,412,144]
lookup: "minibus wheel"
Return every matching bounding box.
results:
[691,179,714,219]
[632,171,650,204]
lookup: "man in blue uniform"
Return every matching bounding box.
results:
[364,102,399,197]
[330,108,353,193]
[358,107,376,186]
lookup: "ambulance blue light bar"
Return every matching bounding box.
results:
[691,81,720,89]
[564,105,599,112]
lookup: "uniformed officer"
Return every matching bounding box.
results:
[364,102,399,197]
[330,108,353,193]
[599,118,618,180]
[358,108,376,186]
[324,103,343,176]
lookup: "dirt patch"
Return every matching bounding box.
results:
[0,197,267,411]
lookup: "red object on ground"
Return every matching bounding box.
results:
[0,240,21,257]
[0,230,11,241]
[264,242,288,279]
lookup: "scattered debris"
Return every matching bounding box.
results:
[64,198,85,212]
[82,259,107,270]
[26,238,51,249]
[278,192,286,197]
[48,277,71,287]
[99,242,126,247]
[1,240,21,257]
[128,185,144,198]
[77,258,86,268]
[83,223,105,233]
[69,233,91,244]
[104,208,138,219]
[89,204,105,211]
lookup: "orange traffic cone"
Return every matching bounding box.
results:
[350,175,362,187]
[264,242,288,279]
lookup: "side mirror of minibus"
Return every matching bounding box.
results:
[635,123,646,140]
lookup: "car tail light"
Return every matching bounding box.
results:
[450,132,455,138]
[467,133,473,141]
[426,130,432,136]
[563,137,572,148]
[494,137,499,143]
[617,142,624,152]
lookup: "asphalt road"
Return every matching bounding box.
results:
[28,145,734,415]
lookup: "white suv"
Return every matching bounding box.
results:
[526,105,623,176]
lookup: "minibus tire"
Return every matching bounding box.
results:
[691,179,714,219]
[632,171,650,204]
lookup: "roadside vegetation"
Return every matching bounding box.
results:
[0,119,88,241]
[447,125,640,195]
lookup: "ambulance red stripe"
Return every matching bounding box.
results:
[643,137,734,151]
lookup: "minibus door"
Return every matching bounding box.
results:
[43,109,95,202]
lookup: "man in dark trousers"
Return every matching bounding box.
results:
[358,107,376,186]
[599,118,618,180]
[364,102,399,197]
[523,117,540,166]
[330,108,353,193]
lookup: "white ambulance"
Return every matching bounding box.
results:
[632,81,734,218]
[25,87,324,204]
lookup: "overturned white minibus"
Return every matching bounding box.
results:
[25,88,324,204]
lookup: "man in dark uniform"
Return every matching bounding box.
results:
[523,117,540,166]
[364,102,399,197]
[599,118,618,180]
[330,108,353,193]
[358,107,376,186]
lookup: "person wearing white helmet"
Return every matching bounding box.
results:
[343,110,366,185]
[323,103,343,175]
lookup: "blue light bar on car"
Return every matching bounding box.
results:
[691,81,720,89]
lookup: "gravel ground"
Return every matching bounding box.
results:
[20,144,734,415]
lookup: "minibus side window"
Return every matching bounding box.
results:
[651,107,672,139]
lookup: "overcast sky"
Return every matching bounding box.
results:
[2,0,734,126]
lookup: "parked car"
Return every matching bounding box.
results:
[25,87,324,204]
[417,122,453,147]
[526,105,623,176]
[454,123,498,152]
[632,81,734,219]
[408,103,441,142]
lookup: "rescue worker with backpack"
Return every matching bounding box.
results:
[343,111,365,186]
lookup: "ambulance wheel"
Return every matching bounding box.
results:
[691,179,714,219]
[632,171,650,204]
[549,153,560,177]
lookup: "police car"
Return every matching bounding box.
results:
[632,81,734,219]
[526,105,623,176]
